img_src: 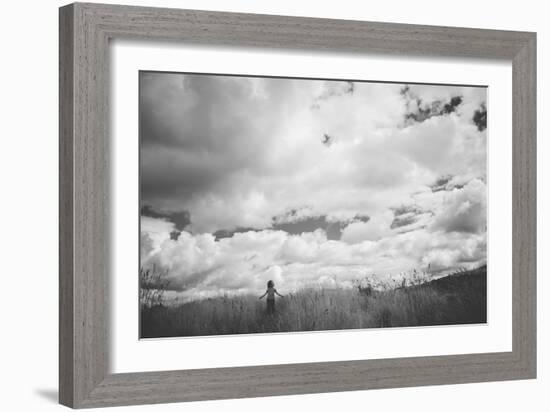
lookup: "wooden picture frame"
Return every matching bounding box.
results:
[59,2,536,408]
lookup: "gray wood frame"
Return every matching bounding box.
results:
[59,2,536,408]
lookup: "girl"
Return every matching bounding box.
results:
[259,280,284,314]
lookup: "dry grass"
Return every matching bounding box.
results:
[140,266,487,338]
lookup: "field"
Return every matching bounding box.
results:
[140,266,487,338]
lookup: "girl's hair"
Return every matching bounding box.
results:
[267,280,274,288]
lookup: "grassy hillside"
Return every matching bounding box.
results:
[140,266,487,338]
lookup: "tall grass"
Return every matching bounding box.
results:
[140,266,486,338]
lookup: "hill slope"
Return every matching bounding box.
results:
[141,266,487,338]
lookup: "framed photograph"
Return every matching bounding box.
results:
[59,2,536,408]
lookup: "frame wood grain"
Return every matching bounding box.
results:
[59,2,536,408]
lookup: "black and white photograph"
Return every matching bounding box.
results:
[139,71,488,338]
[2,0,544,410]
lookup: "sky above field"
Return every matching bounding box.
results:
[139,72,487,302]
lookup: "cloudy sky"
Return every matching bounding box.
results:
[139,71,487,302]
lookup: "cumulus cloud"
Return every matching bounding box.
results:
[139,72,487,301]
[141,218,486,301]
[341,211,394,243]
[430,178,486,234]
[141,216,175,252]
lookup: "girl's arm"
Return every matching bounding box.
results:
[275,289,284,297]
[259,291,267,299]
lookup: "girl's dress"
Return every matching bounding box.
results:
[266,287,277,314]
